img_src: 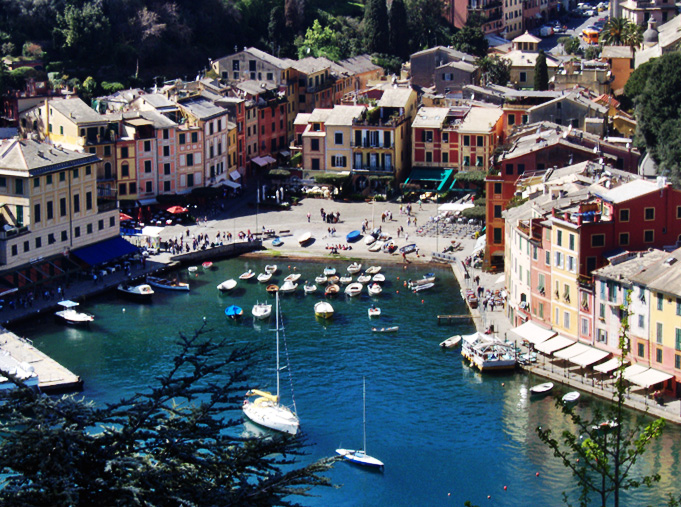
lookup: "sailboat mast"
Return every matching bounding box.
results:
[363,377,367,454]
[276,292,280,401]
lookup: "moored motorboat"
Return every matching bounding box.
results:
[325,284,340,297]
[188,266,198,273]
[327,275,340,284]
[265,264,278,274]
[365,266,381,275]
[323,266,337,276]
[202,261,214,270]
[303,281,317,294]
[412,282,434,293]
[239,270,255,280]
[314,301,334,319]
[399,243,417,254]
[224,305,243,319]
[146,276,190,291]
[439,335,462,348]
[117,283,154,301]
[372,274,385,283]
[339,275,353,285]
[562,391,580,405]
[372,326,398,333]
[347,262,362,274]
[54,300,94,326]
[217,279,237,291]
[408,276,436,288]
[252,302,272,320]
[315,274,328,285]
[257,273,272,283]
[357,274,371,284]
[368,304,381,318]
[266,284,279,294]
[367,283,382,296]
[368,241,383,252]
[298,232,312,245]
[529,382,554,396]
[280,280,298,293]
[284,273,301,283]
[345,282,363,297]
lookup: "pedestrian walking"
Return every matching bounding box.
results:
[307,212,311,222]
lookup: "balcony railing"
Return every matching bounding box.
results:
[353,114,405,127]
[0,226,29,240]
[353,165,395,173]
[350,141,395,149]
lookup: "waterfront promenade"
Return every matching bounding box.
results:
[2,189,680,423]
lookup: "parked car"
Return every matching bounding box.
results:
[540,25,554,36]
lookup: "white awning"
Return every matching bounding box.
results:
[438,202,474,212]
[471,234,487,255]
[593,357,627,373]
[263,155,276,164]
[628,368,673,389]
[510,321,557,345]
[230,170,241,180]
[251,156,269,167]
[461,332,487,344]
[223,180,241,189]
[141,226,164,237]
[536,335,574,355]
[622,364,649,380]
[554,342,592,360]
[569,348,610,367]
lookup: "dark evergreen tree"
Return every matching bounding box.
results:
[388,0,409,60]
[451,24,489,58]
[477,55,511,86]
[363,0,389,54]
[268,5,288,57]
[0,326,337,506]
[534,49,549,91]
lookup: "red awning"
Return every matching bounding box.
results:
[166,205,189,214]
[119,212,133,221]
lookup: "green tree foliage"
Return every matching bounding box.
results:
[635,52,681,184]
[100,81,125,94]
[536,306,665,507]
[451,24,489,58]
[477,55,511,86]
[558,36,581,55]
[599,17,642,50]
[268,5,289,56]
[54,1,111,66]
[363,0,389,54]
[297,19,342,61]
[0,327,336,506]
[388,0,409,60]
[406,0,452,51]
[584,45,600,60]
[534,49,549,91]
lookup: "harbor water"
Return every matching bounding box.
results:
[13,257,681,506]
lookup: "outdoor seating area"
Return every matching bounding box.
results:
[120,205,192,231]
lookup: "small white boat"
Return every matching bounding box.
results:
[372,274,385,283]
[284,273,301,283]
[347,262,362,274]
[409,276,436,288]
[315,274,328,285]
[530,382,554,396]
[265,264,278,274]
[217,279,237,291]
[372,326,398,333]
[252,302,272,320]
[336,378,384,469]
[368,241,383,252]
[339,275,353,285]
[368,305,381,318]
[357,274,371,284]
[440,335,462,348]
[345,282,363,297]
[117,283,154,301]
[367,283,382,296]
[239,270,255,280]
[298,232,312,245]
[328,275,340,284]
[412,282,434,293]
[55,300,94,326]
[323,266,337,276]
[202,261,214,270]
[562,391,580,405]
[304,282,317,294]
[325,284,340,297]
[314,301,334,319]
[146,276,189,291]
[280,280,298,293]
[188,266,198,273]
[366,266,381,275]
[364,235,376,245]
[257,273,272,283]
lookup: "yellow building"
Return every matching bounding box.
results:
[0,139,119,275]
[227,121,238,178]
[324,106,366,174]
[549,218,580,338]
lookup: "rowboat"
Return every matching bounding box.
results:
[257,273,272,283]
[367,283,382,296]
[284,273,301,283]
[202,261,213,270]
[303,282,317,294]
[298,232,312,245]
[347,262,362,274]
[339,275,353,285]
[357,274,371,284]
[266,284,279,294]
[217,279,237,291]
[365,266,381,275]
[188,266,198,273]
[562,391,580,405]
[323,266,337,276]
[372,274,385,283]
[315,275,328,285]
[368,304,381,318]
[146,276,190,291]
[345,282,363,297]
[382,240,396,253]
[325,284,340,297]
[412,282,434,293]
[409,276,436,288]
[224,305,243,319]
[265,264,278,274]
[239,270,255,280]
[372,326,398,333]
[327,275,340,284]
[399,243,417,254]
[439,335,462,348]
[364,235,376,245]
[280,280,298,293]
[314,301,334,319]
[529,382,554,396]
[368,241,383,252]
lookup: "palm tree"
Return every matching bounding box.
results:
[599,17,631,45]
[623,22,643,54]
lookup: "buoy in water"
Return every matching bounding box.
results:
[536,472,540,477]
[396,290,399,294]
[421,300,424,304]
[504,486,507,491]
[122,308,126,312]
[502,382,505,387]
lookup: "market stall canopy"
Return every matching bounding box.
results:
[166,205,189,214]
[535,335,574,355]
[510,321,557,345]
[438,202,475,212]
[593,357,628,374]
[627,368,673,389]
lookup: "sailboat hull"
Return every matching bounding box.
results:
[335,449,384,468]
[243,399,299,435]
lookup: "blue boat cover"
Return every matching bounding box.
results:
[346,230,361,242]
[71,236,139,266]
[225,305,243,316]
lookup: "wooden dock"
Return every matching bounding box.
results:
[0,327,82,393]
[437,314,473,324]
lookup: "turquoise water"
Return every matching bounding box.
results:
[13,257,681,506]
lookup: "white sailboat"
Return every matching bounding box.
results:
[243,293,300,435]
[336,378,384,469]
